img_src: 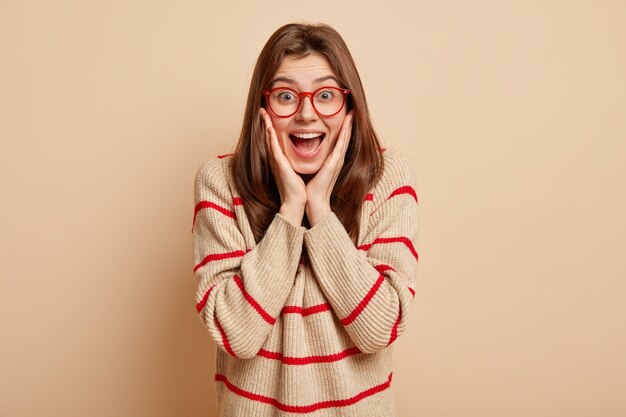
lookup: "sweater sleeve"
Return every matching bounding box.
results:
[192,158,305,359]
[303,150,419,353]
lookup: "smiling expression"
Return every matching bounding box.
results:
[265,52,348,176]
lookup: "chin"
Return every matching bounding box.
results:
[290,159,323,175]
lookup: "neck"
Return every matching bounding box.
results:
[300,173,314,184]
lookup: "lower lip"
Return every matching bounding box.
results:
[289,135,325,159]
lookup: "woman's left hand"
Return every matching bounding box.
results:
[305,110,354,226]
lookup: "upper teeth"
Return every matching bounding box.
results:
[293,132,323,139]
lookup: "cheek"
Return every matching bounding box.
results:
[269,117,289,146]
[328,118,346,141]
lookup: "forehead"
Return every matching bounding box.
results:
[272,52,338,85]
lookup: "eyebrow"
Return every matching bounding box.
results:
[271,75,340,87]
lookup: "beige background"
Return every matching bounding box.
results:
[1,0,625,416]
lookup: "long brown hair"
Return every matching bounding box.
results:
[231,22,384,243]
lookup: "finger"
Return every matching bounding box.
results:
[338,112,353,146]
[262,115,288,172]
[329,112,353,163]
[340,110,353,132]
[340,112,353,150]
[259,107,270,122]
[270,125,292,171]
[260,109,278,176]
[261,110,274,156]
[269,125,281,156]
[260,108,275,137]
[329,113,353,178]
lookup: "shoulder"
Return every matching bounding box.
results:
[194,155,234,202]
[381,148,416,178]
[372,148,418,198]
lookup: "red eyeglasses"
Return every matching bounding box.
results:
[263,86,350,118]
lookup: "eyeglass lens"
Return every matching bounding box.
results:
[268,87,345,117]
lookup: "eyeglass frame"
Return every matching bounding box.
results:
[262,86,351,118]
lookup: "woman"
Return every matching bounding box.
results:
[193,22,419,417]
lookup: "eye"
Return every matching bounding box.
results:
[277,91,295,101]
[316,89,336,101]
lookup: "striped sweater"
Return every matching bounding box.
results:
[192,148,419,417]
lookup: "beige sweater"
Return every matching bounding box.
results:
[193,148,419,417]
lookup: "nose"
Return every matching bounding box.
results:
[295,94,318,122]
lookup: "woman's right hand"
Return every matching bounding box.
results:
[260,108,306,226]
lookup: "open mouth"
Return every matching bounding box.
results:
[289,133,326,153]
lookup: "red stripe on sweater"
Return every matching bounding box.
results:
[375,263,415,300]
[363,193,374,201]
[196,284,216,312]
[281,303,331,316]
[214,372,392,413]
[340,273,385,326]
[388,307,402,346]
[192,200,235,232]
[232,197,243,206]
[215,317,237,358]
[217,153,234,159]
[358,237,418,261]
[257,347,362,364]
[388,185,418,203]
[233,275,276,325]
[194,250,246,272]
[374,264,414,297]
[194,200,235,219]
[374,264,396,273]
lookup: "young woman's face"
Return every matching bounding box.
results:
[266,52,348,176]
